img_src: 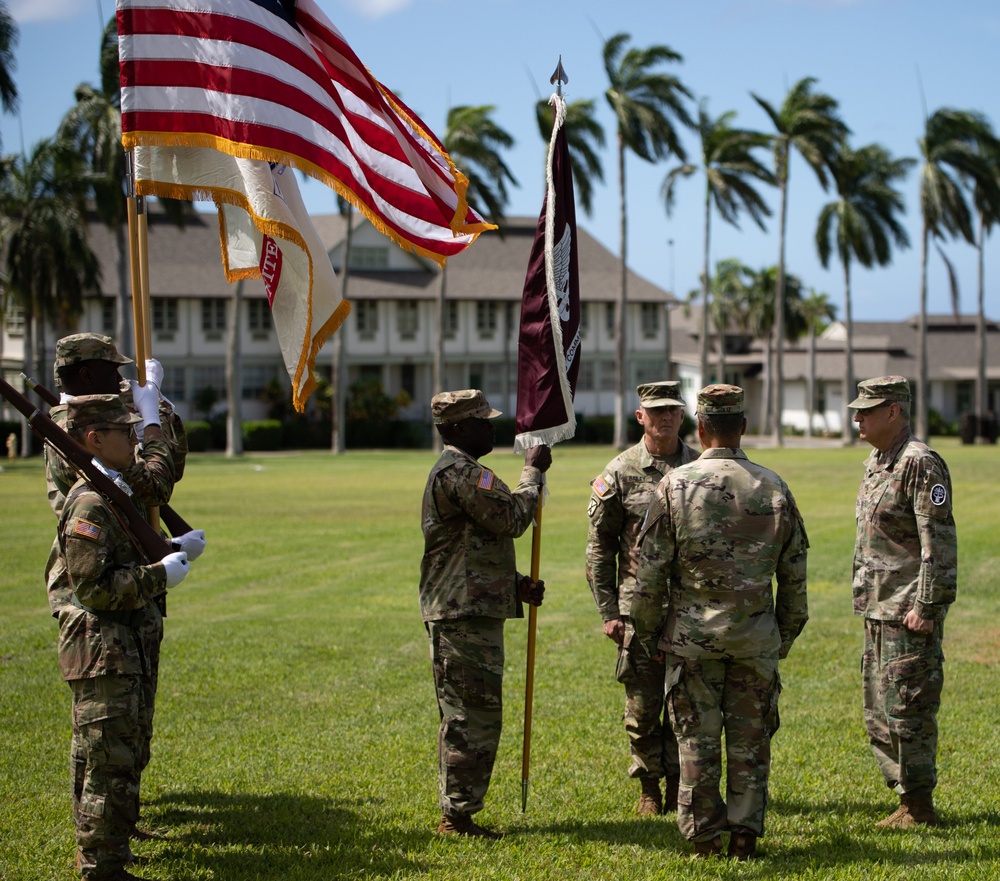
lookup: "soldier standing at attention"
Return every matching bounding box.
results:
[43,333,205,850]
[419,389,551,839]
[48,395,190,881]
[850,376,957,828]
[624,385,809,860]
[585,381,699,816]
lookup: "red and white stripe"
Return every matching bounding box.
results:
[117,0,491,264]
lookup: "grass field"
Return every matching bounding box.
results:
[1,441,998,880]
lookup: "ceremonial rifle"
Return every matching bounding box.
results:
[0,376,173,562]
[19,374,192,537]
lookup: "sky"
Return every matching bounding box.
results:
[3,0,1000,324]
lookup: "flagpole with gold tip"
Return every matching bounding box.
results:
[521,56,570,814]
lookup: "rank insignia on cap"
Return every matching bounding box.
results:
[930,484,948,506]
[592,475,612,498]
[477,470,495,491]
[73,519,102,541]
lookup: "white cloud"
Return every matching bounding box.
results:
[9,0,88,24]
[341,0,414,19]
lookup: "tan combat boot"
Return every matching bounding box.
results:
[877,791,939,828]
[437,813,504,840]
[692,835,723,858]
[637,777,663,817]
[728,827,758,860]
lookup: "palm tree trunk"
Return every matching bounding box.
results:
[700,185,711,385]
[225,279,244,457]
[332,206,353,454]
[772,145,789,446]
[917,222,929,440]
[759,332,773,437]
[613,137,629,449]
[843,258,856,445]
[433,264,448,453]
[975,214,987,442]
[806,323,816,438]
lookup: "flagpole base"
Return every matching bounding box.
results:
[521,779,529,813]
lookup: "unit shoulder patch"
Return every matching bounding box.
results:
[930,483,948,506]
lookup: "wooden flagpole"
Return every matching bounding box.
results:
[520,56,569,814]
[520,487,544,812]
[125,151,159,532]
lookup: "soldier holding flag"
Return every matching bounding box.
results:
[419,390,550,839]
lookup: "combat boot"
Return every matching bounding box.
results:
[637,777,663,817]
[692,835,722,858]
[889,792,939,828]
[436,813,504,840]
[728,827,758,860]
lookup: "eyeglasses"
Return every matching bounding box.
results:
[96,424,137,440]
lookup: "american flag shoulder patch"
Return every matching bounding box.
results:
[592,475,613,498]
[477,470,495,491]
[73,519,102,541]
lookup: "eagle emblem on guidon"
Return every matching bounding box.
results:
[553,225,572,323]
[930,484,947,506]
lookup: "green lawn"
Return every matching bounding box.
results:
[1,441,997,880]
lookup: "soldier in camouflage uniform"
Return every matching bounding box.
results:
[586,381,699,816]
[419,389,551,839]
[623,385,809,860]
[44,334,204,851]
[850,376,957,829]
[47,395,191,881]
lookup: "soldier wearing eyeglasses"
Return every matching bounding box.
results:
[47,395,191,881]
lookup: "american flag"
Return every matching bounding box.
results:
[117,0,492,264]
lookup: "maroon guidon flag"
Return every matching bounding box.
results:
[514,93,581,452]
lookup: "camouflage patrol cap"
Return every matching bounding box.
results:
[697,384,744,415]
[636,380,685,408]
[65,394,142,431]
[431,389,502,425]
[55,333,133,370]
[849,375,911,409]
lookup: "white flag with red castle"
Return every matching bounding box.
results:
[134,146,341,412]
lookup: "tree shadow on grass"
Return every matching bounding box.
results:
[142,790,427,880]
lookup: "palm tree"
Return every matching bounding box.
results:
[916,108,996,438]
[663,100,774,386]
[534,97,605,216]
[603,32,693,448]
[0,139,100,454]
[798,289,837,437]
[816,142,913,442]
[699,257,754,383]
[752,77,848,444]
[0,1,18,147]
[970,126,1000,441]
[743,265,808,434]
[433,105,516,448]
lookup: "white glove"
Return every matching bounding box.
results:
[161,551,190,589]
[129,379,162,429]
[171,529,206,561]
[144,358,164,391]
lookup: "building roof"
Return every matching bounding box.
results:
[85,204,675,305]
